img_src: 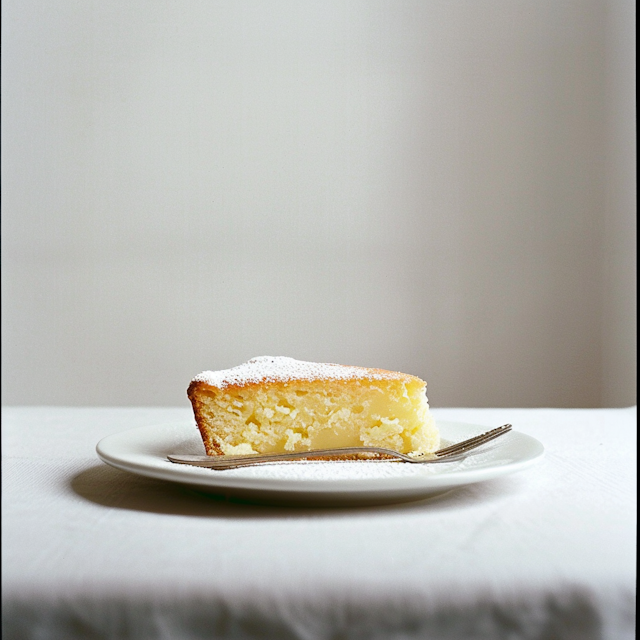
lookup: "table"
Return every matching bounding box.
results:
[2,407,636,639]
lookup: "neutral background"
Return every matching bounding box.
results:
[1,0,636,408]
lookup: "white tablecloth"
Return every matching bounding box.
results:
[2,407,636,640]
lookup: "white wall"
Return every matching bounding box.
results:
[602,0,637,406]
[1,0,635,408]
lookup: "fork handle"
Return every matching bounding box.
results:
[168,447,410,469]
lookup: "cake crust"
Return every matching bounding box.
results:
[188,356,421,393]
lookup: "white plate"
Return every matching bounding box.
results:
[96,420,544,506]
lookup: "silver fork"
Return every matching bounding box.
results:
[167,424,512,470]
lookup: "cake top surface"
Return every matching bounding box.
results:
[191,356,424,389]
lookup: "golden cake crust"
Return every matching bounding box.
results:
[188,356,421,393]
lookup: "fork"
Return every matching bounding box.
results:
[167,424,512,470]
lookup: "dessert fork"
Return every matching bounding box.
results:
[168,424,512,470]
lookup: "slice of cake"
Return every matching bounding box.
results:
[187,356,439,457]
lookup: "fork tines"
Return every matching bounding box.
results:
[435,424,512,458]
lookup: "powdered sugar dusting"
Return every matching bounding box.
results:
[192,356,422,389]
